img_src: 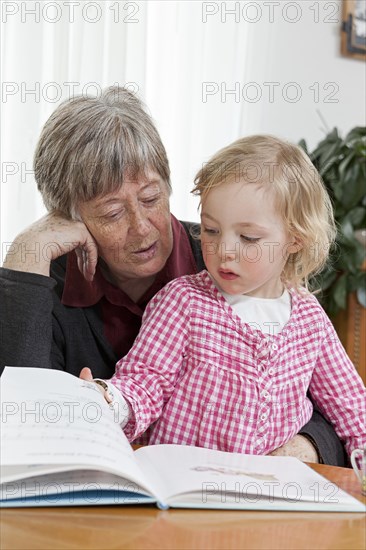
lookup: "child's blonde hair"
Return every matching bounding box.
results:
[192,135,337,290]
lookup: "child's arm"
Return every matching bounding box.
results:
[109,278,191,441]
[309,317,366,460]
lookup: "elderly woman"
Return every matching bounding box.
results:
[0,86,345,465]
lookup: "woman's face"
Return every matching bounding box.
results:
[78,170,173,288]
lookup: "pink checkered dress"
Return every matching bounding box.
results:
[112,270,366,457]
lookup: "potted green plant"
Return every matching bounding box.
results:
[299,127,366,317]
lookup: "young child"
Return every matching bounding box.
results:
[83,135,366,459]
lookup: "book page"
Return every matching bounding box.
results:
[0,367,156,498]
[1,469,156,506]
[135,444,364,510]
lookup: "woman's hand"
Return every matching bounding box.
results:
[268,435,319,463]
[2,212,98,281]
[79,367,113,403]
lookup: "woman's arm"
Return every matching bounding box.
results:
[309,319,366,461]
[0,267,57,373]
[0,213,100,374]
[269,410,347,465]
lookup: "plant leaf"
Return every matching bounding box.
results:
[343,207,366,228]
[341,164,365,209]
[301,126,366,317]
[344,127,366,145]
[298,139,308,154]
[333,274,348,309]
[319,142,342,175]
[338,151,355,182]
[339,219,354,239]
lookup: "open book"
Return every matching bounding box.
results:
[0,367,364,512]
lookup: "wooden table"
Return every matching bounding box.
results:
[1,464,365,550]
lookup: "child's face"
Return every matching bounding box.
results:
[201,180,298,298]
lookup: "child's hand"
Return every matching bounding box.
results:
[79,367,113,403]
[79,367,94,382]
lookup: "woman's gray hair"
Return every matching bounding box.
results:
[34,86,171,218]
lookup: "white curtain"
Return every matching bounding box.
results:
[1,0,274,248]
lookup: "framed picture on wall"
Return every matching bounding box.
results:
[341,0,366,60]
